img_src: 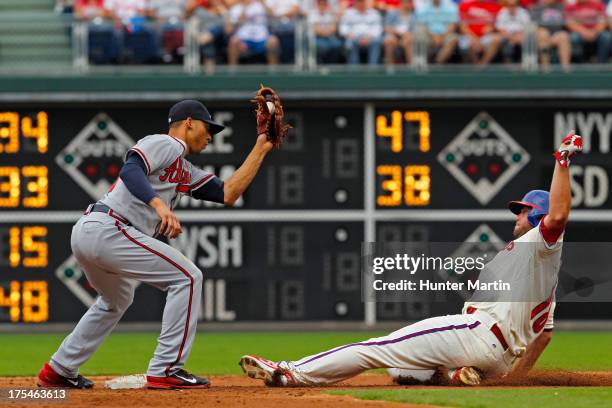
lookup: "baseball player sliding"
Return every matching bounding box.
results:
[240,132,583,387]
[37,90,289,390]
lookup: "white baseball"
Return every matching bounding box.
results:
[266,101,275,115]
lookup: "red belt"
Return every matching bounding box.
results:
[466,306,509,351]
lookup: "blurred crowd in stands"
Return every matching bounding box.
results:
[55,0,612,68]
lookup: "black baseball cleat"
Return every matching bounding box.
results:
[146,369,211,389]
[37,362,94,389]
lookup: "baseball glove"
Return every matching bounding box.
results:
[252,85,291,149]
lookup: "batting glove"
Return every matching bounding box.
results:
[553,131,583,167]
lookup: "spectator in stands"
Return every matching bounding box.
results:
[149,0,187,22]
[496,0,531,62]
[149,0,188,63]
[226,0,280,65]
[519,0,536,10]
[383,0,415,65]
[304,0,347,13]
[266,0,302,63]
[376,0,401,12]
[458,0,503,64]
[565,0,611,63]
[531,0,570,70]
[74,0,105,20]
[308,0,344,63]
[75,0,121,64]
[416,0,459,64]
[103,0,149,26]
[186,0,228,69]
[103,0,161,63]
[339,0,384,64]
[56,0,75,14]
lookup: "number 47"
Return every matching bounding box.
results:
[376,111,430,153]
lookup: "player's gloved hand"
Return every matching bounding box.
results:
[150,197,183,238]
[553,131,583,167]
[252,85,291,149]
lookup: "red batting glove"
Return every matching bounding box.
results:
[553,131,583,167]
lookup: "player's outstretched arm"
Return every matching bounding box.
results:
[510,331,553,375]
[223,134,273,206]
[221,85,287,206]
[544,132,583,230]
[544,162,571,230]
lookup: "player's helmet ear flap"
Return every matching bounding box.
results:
[508,190,550,227]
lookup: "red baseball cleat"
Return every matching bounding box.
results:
[239,355,299,387]
[146,369,210,389]
[37,362,94,389]
[449,366,483,386]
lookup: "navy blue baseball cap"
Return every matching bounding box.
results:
[168,100,225,135]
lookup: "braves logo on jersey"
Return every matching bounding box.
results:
[160,157,191,193]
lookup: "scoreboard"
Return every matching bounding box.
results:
[1,102,611,323]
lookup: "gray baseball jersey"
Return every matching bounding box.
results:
[49,133,219,379]
[101,134,216,236]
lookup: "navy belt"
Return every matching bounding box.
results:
[85,203,131,225]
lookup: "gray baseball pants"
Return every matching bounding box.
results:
[50,211,202,377]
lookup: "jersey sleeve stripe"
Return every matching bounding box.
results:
[539,215,565,246]
[530,296,553,319]
[130,147,152,175]
[190,174,214,192]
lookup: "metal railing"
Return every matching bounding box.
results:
[521,22,538,73]
[0,15,609,75]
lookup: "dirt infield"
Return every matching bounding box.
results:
[2,371,612,408]
[485,370,612,387]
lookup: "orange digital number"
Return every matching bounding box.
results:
[22,166,48,208]
[0,167,20,207]
[0,112,20,154]
[9,227,20,267]
[377,165,432,207]
[7,226,48,268]
[376,165,403,206]
[404,111,430,152]
[0,111,48,154]
[376,111,403,153]
[22,226,48,268]
[376,111,430,153]
[404,165,431,206]
[0,281,21,322]
[0,166,49,208]
[21,112,49,154]
[22,281,49,323]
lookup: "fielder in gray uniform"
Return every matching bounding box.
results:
[38,100,275,389]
